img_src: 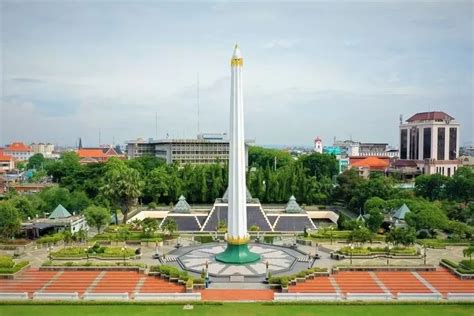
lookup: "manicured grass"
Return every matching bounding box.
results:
[0,304,473,316]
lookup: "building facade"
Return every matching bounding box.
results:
[30,143,55,158]
[126,133,250,166]
[4,142,33,161]
[399,111,460,176]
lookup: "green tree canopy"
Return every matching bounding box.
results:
[84,205,110,233]
[101,158,144,223]
[27,153,45,170]
[0,202,22,238]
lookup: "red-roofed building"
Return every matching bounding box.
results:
[0,150,15,173]
[349,156,390,178]
[399,111,460,177]
[76,147,124,164]
[4,142,33,161]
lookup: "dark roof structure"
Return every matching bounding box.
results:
[406,111,454,122]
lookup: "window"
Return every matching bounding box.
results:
[400,129,408,159]
[423,127,431,159]
[437,127,445,160]
[449,127,457,160]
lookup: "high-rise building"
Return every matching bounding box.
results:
[399,111,460,176]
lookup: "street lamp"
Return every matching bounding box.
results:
[121,246,127,265]
[386,245,392,265]
[350,244,354,265]
[48,246,53,261]
[423,244,427,265]
[265,261,270,281]
[329,226,334,245]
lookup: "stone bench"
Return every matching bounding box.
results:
[446,293,474,301]
[33,292,79,300]
[397,293,442,301]
[134,293,201,301]
[83,292,129,301]
[346,293,393,301]
[0,292,29,300]
[274,293,341,301]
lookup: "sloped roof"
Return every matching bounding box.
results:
[285,195,303,213]
[77,149,107,158]
[48,204,72,219]
[351,156,389,169]
[6,142,31,152]
[173,195,191,213]
[406,111,454,122]
[393,204,411,220]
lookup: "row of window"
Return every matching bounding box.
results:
[400,127,457,160]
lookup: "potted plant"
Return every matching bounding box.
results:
[280,277,289,293]
[186,278,194,293]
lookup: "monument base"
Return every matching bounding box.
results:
[215,243,261,264]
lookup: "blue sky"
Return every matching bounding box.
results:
[1,0,472,148]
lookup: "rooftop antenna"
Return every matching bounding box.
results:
[155,112,158,139]
[197,72,200,136]
[99,129,101,147]
[399,114,403,125]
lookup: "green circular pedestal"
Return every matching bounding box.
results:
[215,243,261,264]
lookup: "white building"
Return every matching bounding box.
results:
[399,111,460,176]
[4,142,33,161]
[314,136,323,153]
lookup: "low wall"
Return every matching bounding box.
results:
[446,293,474,301]
[332,265,436,273]
[83,292,129,301]
[397,293,442,301]
[439,261,474,280]
[274,293,341,301]
[0,292,29,300]
[346,293,392,301]
[33,292,79,300]
[134,293,201,301]
[40,266,143,272]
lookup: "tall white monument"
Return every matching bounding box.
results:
[216,44,260,264]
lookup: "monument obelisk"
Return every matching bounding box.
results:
[216,44,260,264]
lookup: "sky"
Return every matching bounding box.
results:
[1,0,473,148]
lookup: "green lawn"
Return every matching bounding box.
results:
[0,304,472,316]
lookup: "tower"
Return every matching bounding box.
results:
[314,136,323,153]
[215,44,260,264]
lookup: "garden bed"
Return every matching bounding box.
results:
[50,244,136,260]
[0,256,30,279]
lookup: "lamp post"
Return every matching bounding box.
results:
[84,247,89,263]
[265,261,269,281]
[423,244,427,265]
[386,245,392,265]
[329,226,334,245]
[121,246,127,265]
[350,244,354,265]
[48,246,53,261]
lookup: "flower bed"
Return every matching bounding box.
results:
[51,245,136,259]
[0,256,29,275]
[338,246,418,256]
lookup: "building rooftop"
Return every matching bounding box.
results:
[49,204,72,219]
[6,142,32,152]
[173,195,191,213]
[351,156,390,169]
[406,111,454,123]
[393,204,411,220]
[285,195,303,213]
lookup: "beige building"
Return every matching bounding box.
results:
[126,133,250,166]
[399,111,460,176]
[31,143,55,158]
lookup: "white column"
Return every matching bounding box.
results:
[228,45,248,241]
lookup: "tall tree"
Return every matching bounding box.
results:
[27,153,45,170]
[84,205,110,233]
[101,158,144,223]
[415,174,448,201]
[0,202,21,238]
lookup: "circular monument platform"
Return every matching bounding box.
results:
[169,242,310,278]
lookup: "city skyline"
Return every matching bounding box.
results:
[1,1,473,148]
